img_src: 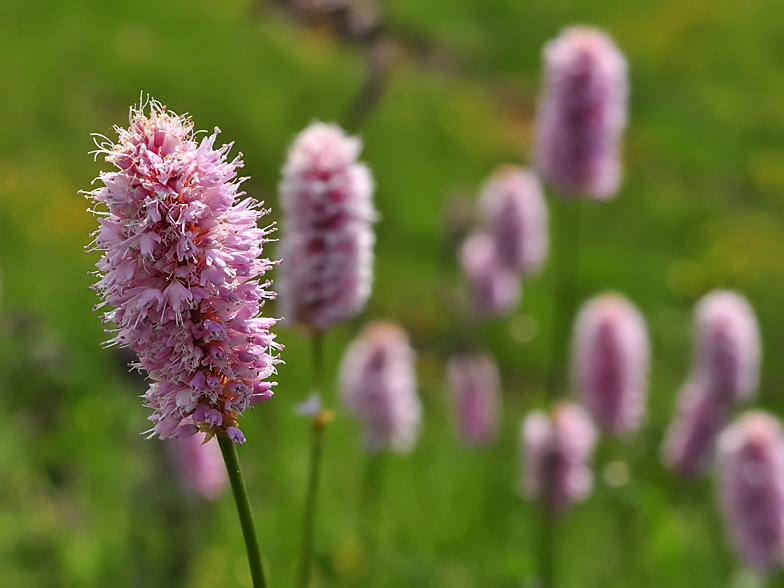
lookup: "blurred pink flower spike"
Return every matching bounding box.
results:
[85,98,281,444]
[694,290,761,404]
[571,292,650,435]
[718,411,784,571]
[479,166,549,276]
[661,381,728,476]
[278,122,377,333]
[460,233,521,318]
[339,321,421,453]
[522,402,597,515]
[662,290,760,476]
[534,26,628,199]
[169,430,229,501]
[446,352,501,447]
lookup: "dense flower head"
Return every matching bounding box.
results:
[339,321,421,452]
[534,26,628,199]
[459,232,521,317]
[479,166,549,275]
[717,411,784,571]
[278,122,376,333]
[522,402,596,515]
[168,430,228,500]
[661,381,728,476]
[693,290,761,403]
[571,293,649,435]
[86,99,280,444]
[446,352,501,447]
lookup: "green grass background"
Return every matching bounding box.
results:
[1,0,784,586]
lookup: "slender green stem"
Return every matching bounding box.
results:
[358,452,386,583]
[217,434,267,588]
[537,198,582,588]
[296,332,328,588]
[544,199,583,404]
[297,419,326,588]
[539,509,555,588]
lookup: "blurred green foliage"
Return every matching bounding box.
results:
[1,0,784,586]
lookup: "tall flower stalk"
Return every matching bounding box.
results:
[85,98,279,587]
[531,25,629,588]
[278,121,377,587]
[340,321,421,579]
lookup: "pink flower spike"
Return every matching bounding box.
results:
[479,166,549,275]
[85,98,281,443]
[446,352,501,447]
[277,122,377,333]
[534,27,628,199]
[661,381,728,477]
[168,430,229,501]
[717,411,784,571]
[460,232,521,318]
[571,293,650,435]
[522,402,596,515]
[693,290,761,404]
[339,321,421,453]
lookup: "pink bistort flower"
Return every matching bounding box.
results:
[479,166,549,275]
[168,430,229,500]
[571,293,650,435]
[534,27,628,199]
[661,381,728,476]
[278,122,377,332]
[86,99,280,444]
[460,232,521,317]
[693,290,761,404]
[718,411,784,571]
[339,321,421,452]
[446,352,501,447]
[522,402,596,515]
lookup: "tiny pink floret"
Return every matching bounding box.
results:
[86,99,280,443]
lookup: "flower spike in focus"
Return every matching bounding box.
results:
[85,98,281,443]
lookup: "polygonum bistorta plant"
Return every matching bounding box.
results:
[86,99,281,445]
[571,292,650,435]
[534,26,628,199]
[278,122,377,333]
[479,166,549,276]
[718,411,784,571]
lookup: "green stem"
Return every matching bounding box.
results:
[358,453,386,583]
[537,198,582,588]
[539,509,555,588]
[297,419,326,588]
[297,332,328,588]
[543,198,582,404]
[217,434,267,588]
